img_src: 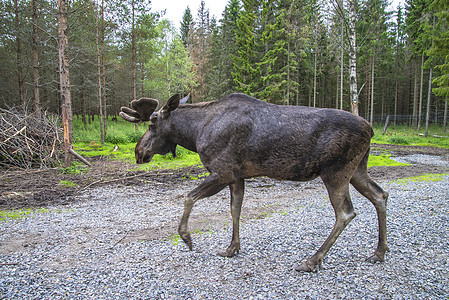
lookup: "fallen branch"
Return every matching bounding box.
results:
[69,148,91,166]
[0,167,58,179]
[0,262,19,266]
[3,125,26,143]
[77,172,172,193]
[418,133,448,138]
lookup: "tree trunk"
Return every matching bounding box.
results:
[443,96,447,133]
[412,63,418,128]
[348,0,358,115]
[81,77,87,128]
[101,0,107,137]
[14,0,25,107]
[32,0,40,118]
[132,0,138,131]
[96,1,104,144]
[58,0,73,167]
[313,49,317,108]
[425,66,432,137]
[340,21,344,110]
[394,80,398,126]
[370,55,375,124]
[418,54,424,131]
[425,16,435,137]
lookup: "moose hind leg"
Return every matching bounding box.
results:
[295,183,356,272]
[351,169,389,263]
[218,178,244,257]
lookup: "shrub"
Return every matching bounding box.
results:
[386,136,410,145]
[105,134,128,144]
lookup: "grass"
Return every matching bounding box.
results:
[372,124,449,148]
[73,117,202,170]
[71,117,448,171]
[0,208,49,222]
[367,154,410,167]
[59,180,78,187]
[391,173,448,185]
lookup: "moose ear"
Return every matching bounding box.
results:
[162,94,181,114]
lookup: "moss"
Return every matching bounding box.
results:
[368,154,410,167]
[0,208,49,222]
[391,173,448,185]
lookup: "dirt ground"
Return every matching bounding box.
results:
[1,143,449,211]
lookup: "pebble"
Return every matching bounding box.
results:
[1,155,448,299]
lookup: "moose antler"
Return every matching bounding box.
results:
[119,98,159,123]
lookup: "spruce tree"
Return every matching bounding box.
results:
[180,6,193,48]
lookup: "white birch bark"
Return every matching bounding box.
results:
[348,0,358,115]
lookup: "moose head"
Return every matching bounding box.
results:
[119,94,189,164]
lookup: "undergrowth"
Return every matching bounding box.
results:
[372,124,449,148]
[71,118,448,172]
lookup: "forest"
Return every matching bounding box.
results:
[1,0,448,131]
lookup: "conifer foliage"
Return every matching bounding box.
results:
[0,0,447,131]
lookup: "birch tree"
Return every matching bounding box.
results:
[348,0,359,115]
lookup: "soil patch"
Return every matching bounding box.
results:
[1,144,448,210]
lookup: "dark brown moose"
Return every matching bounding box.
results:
[120,93,389,272]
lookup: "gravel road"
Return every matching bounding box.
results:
[1,154,448,299]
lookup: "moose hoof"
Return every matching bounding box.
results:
[217,248,238,258]
[294,260,316,272]
[180,233,193,251]
[366,253,385,264]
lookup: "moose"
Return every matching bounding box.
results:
[120,93,389,272]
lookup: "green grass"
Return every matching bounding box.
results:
[391,173,448,185]
[372,124,449,148]
[0,208,49,222]
[368,154,410,167]
[59,180,78,187]
[73,117,202,170]
[71,117,448,172]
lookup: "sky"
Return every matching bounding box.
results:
[150,0,229,29]
[150,0,405,30]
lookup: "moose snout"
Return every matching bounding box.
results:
[135,148,154,164]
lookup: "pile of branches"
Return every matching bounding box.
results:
[0,108,62,169]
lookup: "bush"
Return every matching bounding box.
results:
[127,131,143,143]
[387,136,410,145]
[104,134,128,144]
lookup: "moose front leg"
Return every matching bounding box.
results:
[178,173,229,251]
[218,178,244,257]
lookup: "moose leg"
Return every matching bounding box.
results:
[351,168,389,263]
[218,178,245,257]
[295,182,356,272]
[178,173,229,250]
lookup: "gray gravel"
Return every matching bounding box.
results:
[1,154,449,299]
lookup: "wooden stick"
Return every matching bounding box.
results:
[77,172,169,193]
[69,148,91,166]
[3,125,26,143]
